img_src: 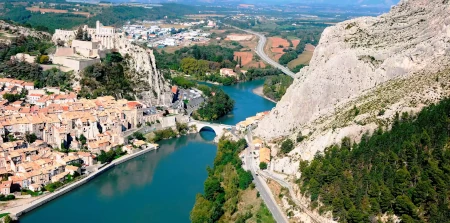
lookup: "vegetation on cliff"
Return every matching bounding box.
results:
[0,34,73,90]
[299,99,450,222]
[263,75,293,101]
[191,138,274,223]
[0,34,53,62]
[79,52,135,100]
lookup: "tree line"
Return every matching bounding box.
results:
[262,75,293,101]
[190,138,254,223]
[1,3,199,33]
[192,87,235,121]
[299,99,450,222]
[79,52,135,100]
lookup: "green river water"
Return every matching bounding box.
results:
[20,79,275,223]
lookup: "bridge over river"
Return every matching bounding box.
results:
[188,120,233,136]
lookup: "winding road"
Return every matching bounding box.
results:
[230,26,297,78]
[246,130,335,223]
[244,132,289,223]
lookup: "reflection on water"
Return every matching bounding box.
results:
[97,132,216,198]
[20,132,218,223]
[20,80,275,223]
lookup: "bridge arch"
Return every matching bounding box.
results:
[199,126,216,135]
[189,121,232,137]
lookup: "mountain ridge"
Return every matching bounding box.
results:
[254,0,450,174]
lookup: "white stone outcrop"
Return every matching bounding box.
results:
[255,0,450,166]
[52,29,171,106]
[114,36,171,106]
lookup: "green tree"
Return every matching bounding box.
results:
[394,195,417,217]
[190,194,213,223]
[79,134,87,146]
[39,55,49,64]
[180,57,199,75]
[280,139,294,154]
[259,162,268,170]
[75,26,84,40]
[204,177,222,200]
[25,133,37,143]
[105,52,123,63]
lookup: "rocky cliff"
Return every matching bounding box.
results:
[51,31,171,106]
[114,37,171,106]
[255,0,450,172]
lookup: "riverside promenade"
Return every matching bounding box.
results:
[3,145,159,220]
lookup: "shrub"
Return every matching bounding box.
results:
[280,139,294,154]
[259,162,268,170]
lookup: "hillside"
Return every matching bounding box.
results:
[254,0,450,175]
[300,99,450,222]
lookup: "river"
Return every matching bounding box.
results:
[20,79,275,223]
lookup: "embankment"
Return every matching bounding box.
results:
[9,146,158,219]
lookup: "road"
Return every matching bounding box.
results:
[230,26,297,78]
[244,132,289,223]
[245,130,335,223]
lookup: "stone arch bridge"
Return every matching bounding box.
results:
[189,120,233,136]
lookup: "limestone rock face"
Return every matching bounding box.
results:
[255,0,450,160]
[52,30,171,105]
[114,37,171,106]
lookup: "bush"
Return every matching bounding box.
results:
[280,139,294,154]
[44,182,63,192]
[0,194,15,201]
[39,55,49,64]
[259,162,268,170]
[278,51,298,65]
[296,133,305,143]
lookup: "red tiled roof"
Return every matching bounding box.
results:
[171,86,178,94]
[127,101,141,108]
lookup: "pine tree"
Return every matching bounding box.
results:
[75,26,84,40]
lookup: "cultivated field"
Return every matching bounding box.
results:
[264,37,303,63]
[26,7,91,17]
[288,51,313,68]
[269,37,290,48]
[234,52,253,66]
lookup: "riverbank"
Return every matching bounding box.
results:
[19,79,276,223]
[4,145,158,220]
[252,86,277,103]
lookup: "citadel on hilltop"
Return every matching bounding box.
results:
[53,21,118,49]
[50,21,123,72]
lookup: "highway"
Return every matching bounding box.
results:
[244,132,289,223]
[230,26,297,78]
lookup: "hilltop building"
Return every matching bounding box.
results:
[51,21,123,72]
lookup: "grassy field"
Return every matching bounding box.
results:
[288,51,314,68]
